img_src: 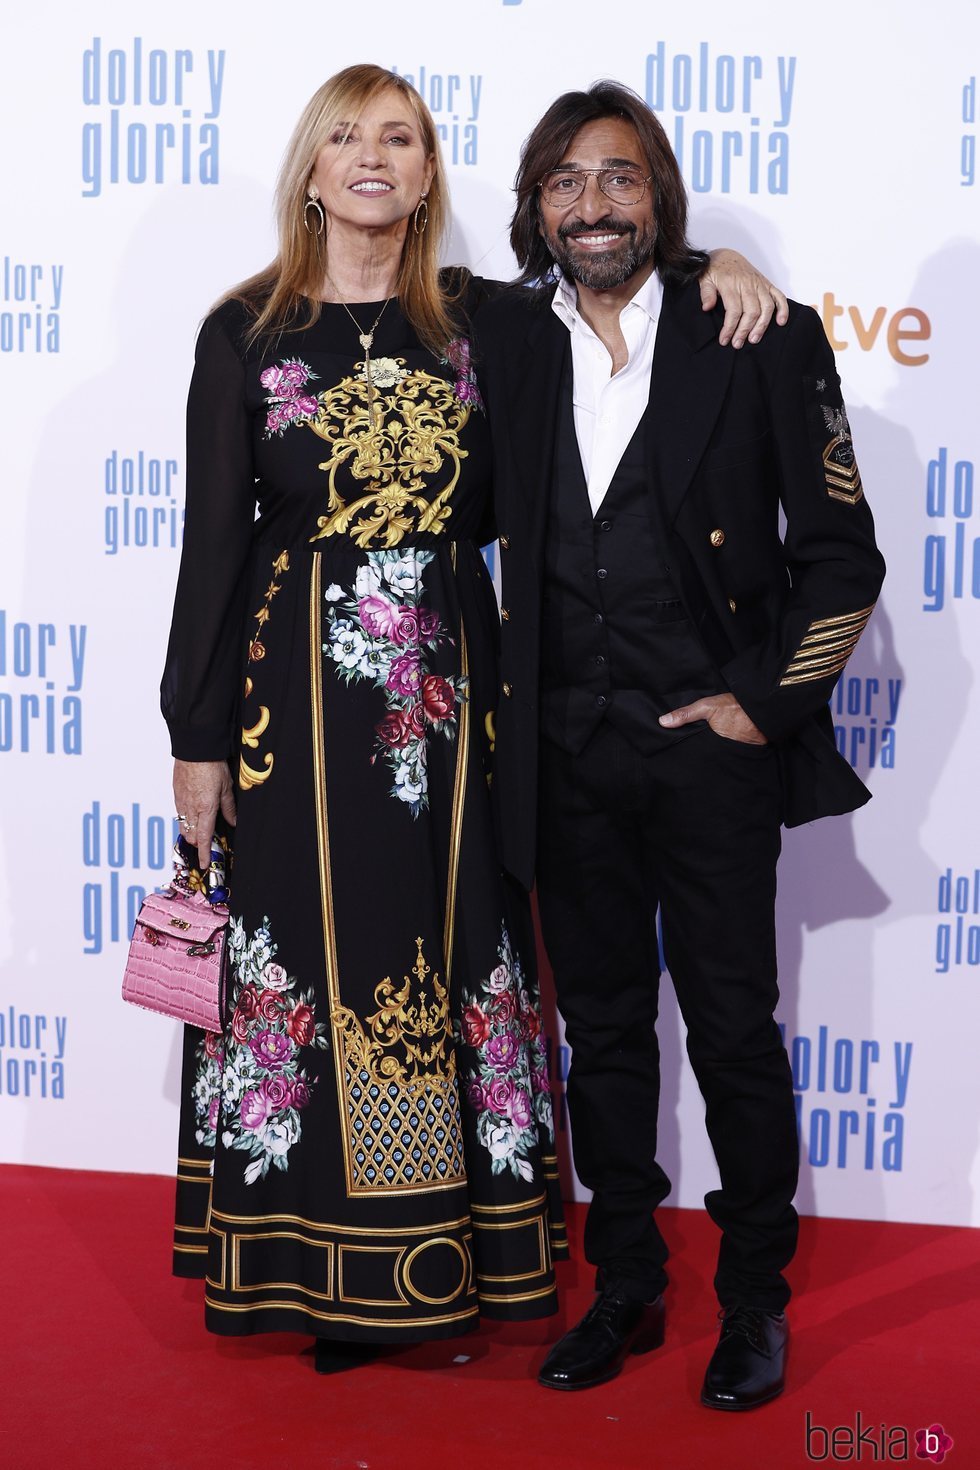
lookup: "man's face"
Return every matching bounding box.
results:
[537,116,657,291]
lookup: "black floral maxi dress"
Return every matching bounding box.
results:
[162,284,567,1342]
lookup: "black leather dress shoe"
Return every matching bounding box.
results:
[700,1306,788,1410]
[537,1287,666,1391]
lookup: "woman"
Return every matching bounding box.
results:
[163,63,784,1365]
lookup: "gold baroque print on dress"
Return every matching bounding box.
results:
[240,550,290,791]
[331,937,466,1193]
[334,937,456,1092]
[306,358,471,549]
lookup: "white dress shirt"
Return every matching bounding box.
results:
[551,269,663,517]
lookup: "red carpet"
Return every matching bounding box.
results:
[5,1164,977,1469]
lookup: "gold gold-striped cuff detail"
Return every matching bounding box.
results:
[780,604,875,687]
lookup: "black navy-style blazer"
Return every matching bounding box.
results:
[472,277,887,890]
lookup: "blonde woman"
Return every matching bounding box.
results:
[161,63,783,1369]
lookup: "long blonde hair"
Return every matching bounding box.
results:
[223,65,459,354]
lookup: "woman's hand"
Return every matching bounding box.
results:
[173,759,236,871]
[700,249,789,349]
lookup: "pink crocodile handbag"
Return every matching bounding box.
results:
[121,836,230,1031]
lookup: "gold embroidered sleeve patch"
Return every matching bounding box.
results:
[779,603,876,687]
[821,405,863,506]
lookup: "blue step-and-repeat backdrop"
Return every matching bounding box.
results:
[1,0,978,1227]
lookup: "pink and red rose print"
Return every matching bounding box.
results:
[376,709,413,749]
[458,923,555,1184]
[286,1003,315,1047]
[260,358,319,438]
[386,651,422,699]
[442,337,484,412]
[422,675,456,721]
[324,551,467,817]
[248,1029,294,1070]
[462,1002,492,1048]
[191,917,328,1186]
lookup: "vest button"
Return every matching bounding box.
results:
[502,681,513,697]
[728,598,737,613]
[499,535,511,551]
[596,694,608,708]
[595,654,606,666]
[599,519,613,532]
[710,528,726,548]
[594,613,604,625]
[596,567,608,579]
[500,607,510,621]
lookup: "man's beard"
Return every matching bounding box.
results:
[547,215,657,290]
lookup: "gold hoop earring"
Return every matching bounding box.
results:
[304,190,325,236]
[413,195,429,235]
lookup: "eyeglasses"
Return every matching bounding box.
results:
[538,167,653,207]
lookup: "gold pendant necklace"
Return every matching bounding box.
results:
[325,276,393,419]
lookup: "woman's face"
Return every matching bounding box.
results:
[310,86,434,235]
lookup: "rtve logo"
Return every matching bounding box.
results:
[814,295,931,366]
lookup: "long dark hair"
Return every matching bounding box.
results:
[510,80,708,288]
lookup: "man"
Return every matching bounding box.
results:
[473,82,885,1407]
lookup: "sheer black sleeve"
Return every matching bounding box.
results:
[160,307,256,761]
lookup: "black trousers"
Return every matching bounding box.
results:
[536,720,799,1311]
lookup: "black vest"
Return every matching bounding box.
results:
[539,367,723,755]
